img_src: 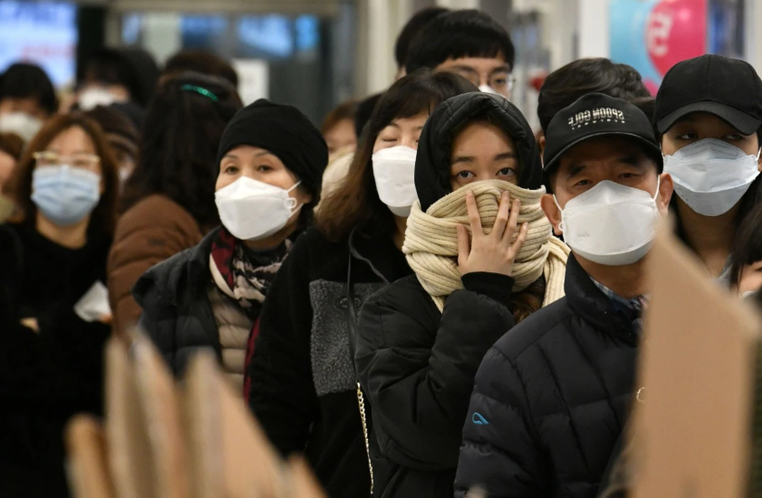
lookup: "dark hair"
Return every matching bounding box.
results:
[163,50,239,87]
[321,100,359,134]
[537,58,651,132]
[85,105,139,166]
[729,202,762,288]
[405,10,515,74]
[395,7,449,68]
[80,48,159,107]
[0,132,24,160]
[6,113,120,235]
[355,93,383,138]
[121,73,243,230]
[316,69,477,242]
[0,63,58,115]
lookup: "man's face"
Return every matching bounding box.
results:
[541,136,674,237]
[436,55,513,99]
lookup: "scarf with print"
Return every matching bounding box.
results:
[209,227,294,320]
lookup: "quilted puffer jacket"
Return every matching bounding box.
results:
[455,254,641,498]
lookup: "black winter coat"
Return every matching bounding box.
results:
[355,271,516,498]
[0,224,111,498]
[134,229,221,376]
[454,254,640,498]
[247,226,412,498]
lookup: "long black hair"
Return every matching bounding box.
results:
[315,68,477,242]
[120,72,242,230]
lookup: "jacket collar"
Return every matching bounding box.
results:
[564,253,641,345]
[348,227,410,284]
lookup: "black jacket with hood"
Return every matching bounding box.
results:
[354,93,544,498]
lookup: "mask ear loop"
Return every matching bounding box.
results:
[286,181,303,213]
[552,195,565,233]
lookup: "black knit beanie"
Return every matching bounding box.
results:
[216,99,329,201]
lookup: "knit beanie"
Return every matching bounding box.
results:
[217,99,329,201]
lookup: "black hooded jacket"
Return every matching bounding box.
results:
[354,93,545,498]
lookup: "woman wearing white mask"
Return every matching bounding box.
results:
[355,92,569,498]
[655,54,762,283]
[134,99,326,393]
[0,63,58,142]
[245,69,475,498]
[2,113,119,496]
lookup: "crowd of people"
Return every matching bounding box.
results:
[1,6,762,498]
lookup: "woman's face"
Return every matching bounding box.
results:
[661,112,761,158]
[216,145,312,227]
[449,120,520,190]
[372,112,429,153]
[738,261,762,296]
[39,126,104,192]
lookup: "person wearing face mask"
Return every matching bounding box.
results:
[454,93,674,498]
[1,113,119,497]
[133,99,326,392]
[245,69,475,498]
[354,92,568,498]
[653,55,762,284]
[0,62,58,141]
[107,74,242,336]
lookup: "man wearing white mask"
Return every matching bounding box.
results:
[455,93,674,498]
[654,54,762,283]
[0,63,58,141]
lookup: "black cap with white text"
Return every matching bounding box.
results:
[654,54,762,135]
[542,93,660,182]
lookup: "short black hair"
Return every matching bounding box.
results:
[537,58,651,133]
[405,10,514,74]
[0,63,58,115]
[163,50,238,87]
[395,7,449,69]
[729,202,762,288]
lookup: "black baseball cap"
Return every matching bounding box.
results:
[654,54,762,135]
[543,93,661,184]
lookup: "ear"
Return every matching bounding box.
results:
[757,149,762,172]
[297,185,313,206]
[538,134,546,156]
[656,172,674,216]
[541,193,563,236]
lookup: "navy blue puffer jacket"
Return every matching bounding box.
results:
[455,254,641,498]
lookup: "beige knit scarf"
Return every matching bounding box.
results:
[403,180,570,312]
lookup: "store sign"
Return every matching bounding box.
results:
[610,0,707,94]
[0,1,77,88]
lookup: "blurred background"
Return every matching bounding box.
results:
[0,0,752,128]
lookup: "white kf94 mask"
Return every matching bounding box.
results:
[663,138,760,217]
[372,145,418,217]
[215,177,301,241]
[555,179,661,266]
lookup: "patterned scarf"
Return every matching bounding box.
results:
[209,228,294,320]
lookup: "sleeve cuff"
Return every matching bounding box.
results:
[461,272,515,303]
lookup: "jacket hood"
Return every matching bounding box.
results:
[415,92,543,212]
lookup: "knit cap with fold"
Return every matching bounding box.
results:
[216,99,329,202]
[404,92,569,311]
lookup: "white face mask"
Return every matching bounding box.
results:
[663,138,760,217]
[478,84,499,95]
[215,177,301,241]
[77,87,125,111]
[372,145,418,217]
[555,179,661,266]
[0,111,43,142]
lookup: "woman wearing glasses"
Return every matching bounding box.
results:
[1,112,120,497]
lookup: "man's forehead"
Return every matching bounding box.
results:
[560,136,647,163]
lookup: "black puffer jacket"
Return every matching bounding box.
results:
[354,92,546,498]
[454,254,640,498]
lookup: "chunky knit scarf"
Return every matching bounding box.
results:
[209,228,294,320]
[403,180,569,312]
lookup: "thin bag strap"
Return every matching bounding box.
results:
[347,248,375,496]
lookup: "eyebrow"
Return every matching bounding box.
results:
[490,65,511,75]
[448,65,479,75]
[565,163,587,180]
[452,151,517,165]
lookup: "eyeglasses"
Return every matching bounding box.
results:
[33,151,101,170]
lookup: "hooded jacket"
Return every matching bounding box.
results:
[354,92,546,498]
